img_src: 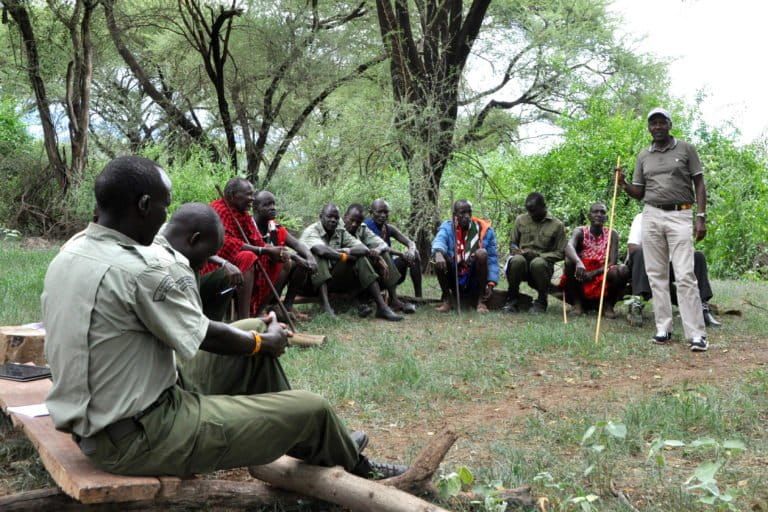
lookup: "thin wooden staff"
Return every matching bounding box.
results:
[215,185,298,333]
[595,156,621,344]
[450,190,461,315]
[562,284,568,324]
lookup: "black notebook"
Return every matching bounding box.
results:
[0,363,51,382]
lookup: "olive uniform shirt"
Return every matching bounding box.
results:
[346,222,388,250]
[42,223,209,437]
[299,221,366,252]
[632,137,703,205]
[510,213,566,264]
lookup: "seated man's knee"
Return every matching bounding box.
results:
[529,256,549,273]
[506,254,527,272]
[475,248,488,263]
[292,390,333,418]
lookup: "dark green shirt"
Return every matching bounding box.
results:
[510,213,566,264]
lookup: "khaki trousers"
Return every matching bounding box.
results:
[641,205,706,339]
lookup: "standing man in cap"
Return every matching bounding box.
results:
[617,108,710,351]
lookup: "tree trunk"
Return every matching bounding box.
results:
[4,1,68,190]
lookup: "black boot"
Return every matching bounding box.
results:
[703,303,721,327]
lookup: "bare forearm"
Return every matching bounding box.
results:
[622,183,645,200]
[201,321,256,355]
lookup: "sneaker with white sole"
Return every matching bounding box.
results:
[689,336,708,352]
[652,331,672,345]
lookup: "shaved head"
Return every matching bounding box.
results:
[167,203,222,237]
[163,202,224,269]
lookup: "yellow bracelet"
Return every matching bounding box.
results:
[250,331,262,355]
[340,252,348,263]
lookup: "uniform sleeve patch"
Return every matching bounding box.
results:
[175,275,195,292]
[153,275,175,302]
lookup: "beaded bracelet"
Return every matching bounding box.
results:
[250,331,262,355]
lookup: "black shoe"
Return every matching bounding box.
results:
[703,307,721,327]
[652,331,673,345]
[357,303,373,318]
[501,300,519,313]
[400,302,417,314]
[689,336,709,352]
[351,431,369,453]
[528,302,546,314]
[375,306,403,322]
[352,456,408,479]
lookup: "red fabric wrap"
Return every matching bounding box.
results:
[251,224,288,313]
[559,226,615,300]
[201,200,290,315]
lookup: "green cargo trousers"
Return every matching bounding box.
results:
[310,254,379,292]
[82,319,359,476]
[378,253,402,290]
[506,254,554,305]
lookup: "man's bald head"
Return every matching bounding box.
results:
[370,199,390,226]
[253,190,277,222]
[163,202,224,270]
[320,203,340,235]
[254,190,275,207]
[371,198,389,211]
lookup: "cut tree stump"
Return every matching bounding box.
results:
[0,325,46,365]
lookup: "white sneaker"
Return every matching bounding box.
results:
[689,336,708,352]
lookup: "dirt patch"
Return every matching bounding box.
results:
[367,334,768,462]
[20,237,55,250]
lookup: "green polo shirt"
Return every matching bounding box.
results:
[632,137,703,205]
[510,213,566,264]
[299,221,366,252]
[42,223,209,437]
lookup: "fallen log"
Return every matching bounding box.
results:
[380,428,458,494]
[249,429,460,512]
[0,480,302,511]
[249,458,450,512]
[290,332,326,347]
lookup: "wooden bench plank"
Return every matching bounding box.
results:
[0,378,168,504]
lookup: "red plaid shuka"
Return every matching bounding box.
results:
[251,221,288,313]
[559,226,615,300]
[201,199,288,315]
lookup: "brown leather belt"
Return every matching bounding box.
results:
[650,203,692,211]
[74,388,172,454]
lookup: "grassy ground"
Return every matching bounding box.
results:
[1,240,767,511]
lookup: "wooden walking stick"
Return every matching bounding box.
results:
[595,156,621,344]
[214,185,298,333]
[450,191,461,315]
[562,286,568,324]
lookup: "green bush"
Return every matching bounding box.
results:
[439,93,768,278]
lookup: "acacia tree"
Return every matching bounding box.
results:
[102,0,219,159]
[225,0,382,185]
[3,0,98,191]
[177,0,241,168]
[374,0,662,253]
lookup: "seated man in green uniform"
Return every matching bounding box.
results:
[296,204,403,321]
[344,203,416,314]
[504,192,566,313]
[42,156,405,479]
